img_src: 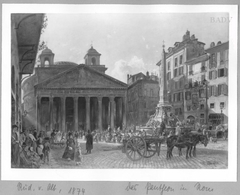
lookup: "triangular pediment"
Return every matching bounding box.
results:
[36,65,127,89]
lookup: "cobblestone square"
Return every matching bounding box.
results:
[40,139,228,169]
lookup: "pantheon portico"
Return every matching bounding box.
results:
[22,46,127,132]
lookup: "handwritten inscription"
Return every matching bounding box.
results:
[145,182,174,195]
[194,182,214,192]
[17,182,86,195]
[125,182,139,191]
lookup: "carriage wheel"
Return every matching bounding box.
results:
[125,136,146,161]
[142,141,157,158]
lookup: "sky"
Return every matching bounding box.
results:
[40,12,229,83]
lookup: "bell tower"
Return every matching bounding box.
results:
[84,45,101,66]
[39,47,54,67]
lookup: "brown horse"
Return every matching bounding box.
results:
[166,133,208,159]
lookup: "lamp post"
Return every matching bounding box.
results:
[202,79,208,127]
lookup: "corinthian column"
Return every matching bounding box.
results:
[86,96,90,131]
[110,97,115,130]
[36,96,41,132]
[74,97,78,132]
[98,97,102,132]
[49,96,53,131]
[61,97,66,132]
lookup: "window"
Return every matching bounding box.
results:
[175,108,178,115]
[144,89,147,96]
[174,93,178,102]
[150,89,153,97]
[201,74,206,82]
[188,78,192,87]
[210,103,215,108]
[185,91,191,100]
[175,58,178,67]
[167,72,171,80]
[168,93,172,103]
[179,92,183,101]
[200,104,204,110]
[220,102,225,109]
[187,105,191,111]
[220,51,225,64]
[218,84,228,95]
[175,82,178,90]
[180,55,183,65]
[167,61,171,70]
[179,80,183,88]
[179,66,183,75]
[218,68,225,77]
[174,68,178,77]
[199,89,205,98]
[200,114,205,124]
[179,108,183,115]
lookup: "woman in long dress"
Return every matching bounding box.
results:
[62,133,75,160]
[85,130,93,154]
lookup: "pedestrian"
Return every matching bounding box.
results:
[75,139,82,165]
[85,130,93,154]
[175,122,181,141]
[43,137,50,164]
[62,133,75,160]
[11,124,20,167]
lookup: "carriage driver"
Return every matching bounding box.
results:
[175,122,182,141]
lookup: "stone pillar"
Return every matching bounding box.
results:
[98,97,102,132]
[122,97,127,131]
[36,96,41,132]
[74,97,78,132]
[49,96,53,131]
[110,97,115,130]
[86,96,90,131]
[61,97,66,132]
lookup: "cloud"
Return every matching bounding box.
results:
[110,56,148,83]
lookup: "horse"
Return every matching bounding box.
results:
[188,134,208,157]
[166,133,208,159]
[166,135,192,159]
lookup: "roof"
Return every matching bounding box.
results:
[54,61,78,66]
[185,54,209,65]
[205,41,229,53]
[35,64,128,89]
[85,46,101,56]
[41,47,53,54]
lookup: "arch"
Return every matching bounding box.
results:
[187,115,195,124]
[91,57,96,65]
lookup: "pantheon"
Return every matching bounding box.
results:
[22,46,128,133]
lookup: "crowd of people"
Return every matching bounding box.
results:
[11,125,50,168]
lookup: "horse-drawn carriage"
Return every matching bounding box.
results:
[122,127,165,161]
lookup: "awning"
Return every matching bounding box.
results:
[12,14,44,74]
[209,113,222,119]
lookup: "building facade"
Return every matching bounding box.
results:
[157,30,205,121]
[22,46,128,133]
[127,72,159,127]
[11,14,44,130]
[184,41,228,126]
[205,41,228,126]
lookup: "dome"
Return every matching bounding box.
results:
[41,47,53,54]
[54,61,78,66]
[87,46,101,56]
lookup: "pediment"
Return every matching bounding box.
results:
[36,65,127,89]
